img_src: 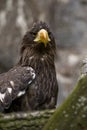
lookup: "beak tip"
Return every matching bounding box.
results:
[48,38,51,42]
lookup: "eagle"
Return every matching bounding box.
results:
[1,21,58,112]
[17,21,58,111]
[0,66,35,112]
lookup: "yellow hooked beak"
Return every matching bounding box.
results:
[34,29,51,47]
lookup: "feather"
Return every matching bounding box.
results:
[0,66,35,112]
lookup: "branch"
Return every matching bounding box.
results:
[0,110,54,130]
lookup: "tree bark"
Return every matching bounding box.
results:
[0,110,54,130]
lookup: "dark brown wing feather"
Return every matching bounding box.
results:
[0,66,35,112]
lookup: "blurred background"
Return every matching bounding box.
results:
[0,0,87,106]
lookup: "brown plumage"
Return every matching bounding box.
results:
[6,21,58,112]
[0,66,35,112]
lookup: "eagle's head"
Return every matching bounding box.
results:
[21,21,56,55]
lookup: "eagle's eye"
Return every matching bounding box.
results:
[32,32,36,37]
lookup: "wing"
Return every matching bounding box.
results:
[0,66,35,112]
